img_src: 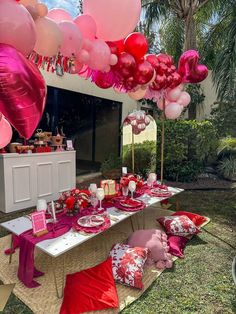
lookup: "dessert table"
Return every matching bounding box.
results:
[1,185,183,297]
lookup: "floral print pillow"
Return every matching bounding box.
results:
[109,244,148,289]
[157,215,200,237]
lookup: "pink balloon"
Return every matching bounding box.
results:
[34,17,62,57]
[78,49,90,63]
[166,87,182,102]
[87,39,111,71]
[47,8,73,22]
[178,91,191,107]
[74,14,97,40]
[26,5,39,20]
[70,60,83,74]
[0,1,36,56]
[59,21,83,57]
[83,39,93,51]
[165,102,183,120]
[157,98,169,110]
[128,88,147,100]
[0,44,47,139]
[0,116,12,149]
[110,54,118,66]
[36,3,48,18]
[19,0,37,6]
[83,0,141,41]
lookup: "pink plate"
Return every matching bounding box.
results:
[77,215,105,228]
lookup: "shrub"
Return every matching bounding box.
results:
[122,141,156,177]
[155,120,218,182]
[218,157,236,181]
[217,137,236,158]
[100,154,122,179]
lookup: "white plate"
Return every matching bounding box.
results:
[77,215,105,228]
[120,199,142,208]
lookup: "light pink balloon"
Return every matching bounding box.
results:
[0,116,12,149]
[166,87,182,102]
[157,98,169,110]
[78,49,90,63]
[34,17,62,57]
[26,5,39,20]
[83,0,141,41]
[0,1,36,56]
[87,39,111,71]
[36,3,48,17]
[19,0,37,6]
[110,54,118,66]
[74,14,97,40]
[47,8,73,22]
[128,88,147,100]
[59,21,83,57]
[83,39,93,51]
[165,102,183,120]
[178,91,191,107]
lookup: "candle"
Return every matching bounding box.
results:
[51,201,56,222]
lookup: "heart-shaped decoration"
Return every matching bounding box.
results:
[177,50,208,84]
[0,44,46,139]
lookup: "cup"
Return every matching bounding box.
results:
[148,173,157,188]
[128,180,136,199]
[89,183,97,195]
[36,199,47,212]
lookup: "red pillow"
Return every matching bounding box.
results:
[168,235,189,258]
[172,211,206,227]
[157,215,200,237]
[60,258,118,314]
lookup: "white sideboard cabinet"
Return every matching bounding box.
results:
[0,151,76,213]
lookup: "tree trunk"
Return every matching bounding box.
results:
[184,11,197,51]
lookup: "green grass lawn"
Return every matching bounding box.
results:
[0,190,236,314]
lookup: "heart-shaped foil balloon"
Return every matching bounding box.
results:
[178,50,208,84]
[0,43,46,139]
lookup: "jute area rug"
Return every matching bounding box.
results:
[0,206,209,314]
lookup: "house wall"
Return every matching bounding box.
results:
[41,70,138,122]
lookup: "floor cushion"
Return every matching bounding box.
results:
[171,211,207,227]
[60,258,119,314]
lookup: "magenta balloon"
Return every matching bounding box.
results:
[87,39,111,71]
[166,87,182,102]
[34,17,63,57]
[178,91,191,107]
[59,21,83,57]
[47,8,73,22]
[0,116,12,149]
[83,0,141,41]
[74,14,97,40]
[178,50,208,83]
[0,1,36,56]
[165,102,183,120]
[0,44,47,139]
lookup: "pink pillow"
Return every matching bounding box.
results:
[168,235,189,258]
[60,258,118,314]
[157,215,200,237]
[128,229,173,270]
[109,243,148,289]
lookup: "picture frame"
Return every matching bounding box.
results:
[31,211,48,237]
[66,140,74,151]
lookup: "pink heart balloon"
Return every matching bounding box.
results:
[178,50,208,83]
[0,44,46,139]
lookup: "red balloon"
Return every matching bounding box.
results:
[158,62,168,75]
[169,72,182,89]
[93,71,115,89]
[0,44,46,139]
[151,74,167,91]
[170,65,176,73]
[124,32,148,60]
[156,53,173,66]
[106,41,119,55]
[134,60,154,85]
[115,52,136,78]
[124,76,136,91]
[113,39,125,54]
[145,54,159,69]
[165,75,173,88]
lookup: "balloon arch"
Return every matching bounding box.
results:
[0,0,208,149]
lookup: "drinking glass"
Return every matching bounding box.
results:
[148,173,157,188]
[96,188,105,211]
[36,199,47,212]
[89,183,97,195]
[122,186,129,197]
[90,195,99,209]
[89,183,98,209]
[128,181,136,199]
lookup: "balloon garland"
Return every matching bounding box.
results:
[0,0,209,153]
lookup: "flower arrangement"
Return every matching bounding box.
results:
[120,174,144,189]
[57,189,90,214]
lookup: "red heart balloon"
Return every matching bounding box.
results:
[178,50,208,83]
[0,44,46,139]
